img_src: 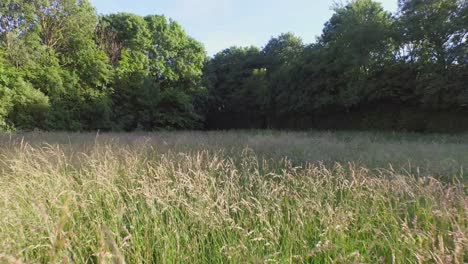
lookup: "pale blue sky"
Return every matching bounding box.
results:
[90,0,398,56]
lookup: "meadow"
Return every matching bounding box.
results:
[0,131,466,263]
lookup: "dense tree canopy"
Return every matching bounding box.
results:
[0,0,206,131]
[97,13,205,130]
[205,0,467,131]
[0,0,466,132]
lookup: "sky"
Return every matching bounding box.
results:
[89,0,399,56]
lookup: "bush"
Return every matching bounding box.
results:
[154,88,202,129]
[8,79,50,130]
[0,86,13,130]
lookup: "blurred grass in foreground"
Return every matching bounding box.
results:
[0,131,466,263]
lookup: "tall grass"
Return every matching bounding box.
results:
[0,131,466,263]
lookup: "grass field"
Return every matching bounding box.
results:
[0,131,466,263]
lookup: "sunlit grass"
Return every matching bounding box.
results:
[0,131,466,263]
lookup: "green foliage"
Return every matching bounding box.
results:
[204,0,467,131]
[0,86,12,130]
[397,0,468,109]
[69,44,112,90]
[145,15,206,85]
[1,1,206,131]
[203,46,268,128]
[319,0,395,107]
[24,48,66,96]
[101,13,152,51]
[154,88,202,129]
[100,13,205,131]
[111,48,152,130]
[0,0,467,132]
[263,32,303,72]
[398,0,467,66]
[0,49,50,130]
[8,78,49,130]
[0,51,12,130]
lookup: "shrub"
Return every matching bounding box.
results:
[8,79,50,130]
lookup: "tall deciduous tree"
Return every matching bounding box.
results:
[100,13,206,130]
[203,46,264,128]
[397,0,468,108]
[1,0,112,130]
[319,0,395,107]
[0,0,466,132]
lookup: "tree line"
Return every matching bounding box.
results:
[0,0,467,132]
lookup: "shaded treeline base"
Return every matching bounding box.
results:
[0,0,467,132]
[207,106,468,133]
